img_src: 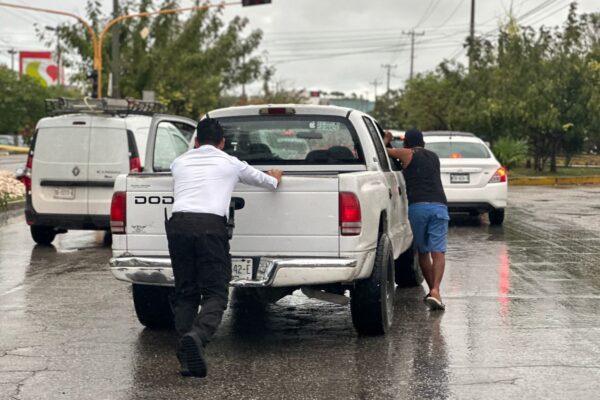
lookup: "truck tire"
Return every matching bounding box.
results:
[489,208,505,226]
[30,225,56,246]
[394,242,424,287]
[132,284,174,329]
[351,234,395,335]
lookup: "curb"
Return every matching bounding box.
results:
[510,176,600,186]
[0,199,25,213]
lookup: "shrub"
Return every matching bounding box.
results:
[492,137,529,169]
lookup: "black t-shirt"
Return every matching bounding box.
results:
[402,148,447,205]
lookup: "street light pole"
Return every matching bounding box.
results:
[7,48,17,72]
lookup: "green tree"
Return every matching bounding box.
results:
[51,0,265,118]
[375,3,600,172]
[0,66,78,136]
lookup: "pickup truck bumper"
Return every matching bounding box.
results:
[109,255,367,288]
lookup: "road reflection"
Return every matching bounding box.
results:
[128,285,452,399]
[498,245,511,320]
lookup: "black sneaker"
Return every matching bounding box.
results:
[176,347,191,377]
[179,332,207,378]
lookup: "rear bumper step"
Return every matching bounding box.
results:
[109,256,358,288]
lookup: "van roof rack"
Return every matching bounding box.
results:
[45,97,166,117]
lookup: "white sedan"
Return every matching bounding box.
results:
[423,131,507,225]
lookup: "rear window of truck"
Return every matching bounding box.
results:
[217,116,364,165]
[426,141,491,159]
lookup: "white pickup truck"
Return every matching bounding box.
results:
[109,105,421,335]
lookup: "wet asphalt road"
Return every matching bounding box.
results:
[1,186,600,400]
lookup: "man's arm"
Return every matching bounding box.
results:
[238,161,282,189]
[387,147,413,167]
[383,130,413,167]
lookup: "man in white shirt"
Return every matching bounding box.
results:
[167,118,282,378]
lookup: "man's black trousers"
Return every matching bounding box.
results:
[165,212,231,345]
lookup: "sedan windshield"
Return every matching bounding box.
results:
[426,141,491,159]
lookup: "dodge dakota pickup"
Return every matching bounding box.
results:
[109,104,422,335]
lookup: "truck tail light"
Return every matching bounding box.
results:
[489,167,507,183]
[18,153,33,192]
[339,192,361,236]
[258,107,296,115]
[129,156,142,173]
[110,191,126,234]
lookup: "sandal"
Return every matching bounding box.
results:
[425,296,446,311]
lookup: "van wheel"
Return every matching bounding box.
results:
[30,225,56,245]
[489,208,505,226]
[351,234,395,335]
[132,284,174,329]
[394,242,424,287]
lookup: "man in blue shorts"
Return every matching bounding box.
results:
[384,129,448,310]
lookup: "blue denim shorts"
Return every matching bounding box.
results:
[408,203,449,253]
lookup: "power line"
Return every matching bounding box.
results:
[520,0,571,25]
[437,0,467,30]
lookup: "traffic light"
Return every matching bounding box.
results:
[242,0,271,6]
[89,69,99,98]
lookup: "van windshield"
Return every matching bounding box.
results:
[217,116,364,165]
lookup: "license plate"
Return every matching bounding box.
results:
[231,258,253,281]
[450,173,470,184]
[53,187,75,200]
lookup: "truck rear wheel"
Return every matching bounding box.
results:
[132,284,174,329]
[394,242,424,287]
[351,234,395,335]
[30,225,56,246]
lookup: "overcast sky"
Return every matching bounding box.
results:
[0,0,598,100]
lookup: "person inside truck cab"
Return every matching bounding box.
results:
[166,118,283,377]
[384,129,449,311]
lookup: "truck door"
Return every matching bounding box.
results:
[362,117,409,258]
[125,115,197,253]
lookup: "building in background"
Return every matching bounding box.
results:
[19,51,59,87]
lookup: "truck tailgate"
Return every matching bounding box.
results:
[124,174,340,257]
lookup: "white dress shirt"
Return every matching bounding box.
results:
[170,145,278,217]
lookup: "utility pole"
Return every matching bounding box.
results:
[7,48,17,71]
[369,78,380,101]
[380,64,397,93]
[469,0,475,69]
[111,0,121,98]
[403,30,425,80]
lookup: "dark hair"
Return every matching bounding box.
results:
[195,118,224,146]
[404,128,425,148]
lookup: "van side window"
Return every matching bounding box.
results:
[153,122,195,171]
[363,117,390,171]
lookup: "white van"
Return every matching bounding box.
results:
[20,98,192,245]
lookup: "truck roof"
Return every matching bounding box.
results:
[207,104,360,119]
